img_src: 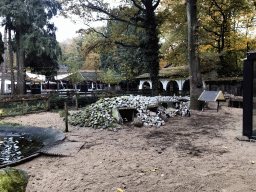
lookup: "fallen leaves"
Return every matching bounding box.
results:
[140,167,159,173]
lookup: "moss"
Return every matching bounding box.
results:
[112,107,123,124]
[0,121,21,126]
[0,167,28,192]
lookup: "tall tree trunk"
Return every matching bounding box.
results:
[1,28,7,95]
[127,81,129,92]
[16,29,26,95]
[143,2,160,96]
[8,27,15,95]
[186,0,203,110]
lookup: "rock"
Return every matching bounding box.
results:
[165,107,176,113]
[0,167,28,192]
[112,107,123,124]
[133,118,143,127]
[161,114,169,122]
[149,112,156,116]
[236,135,250,141]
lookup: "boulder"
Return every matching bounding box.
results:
[161,114,169,122]
[133,118,143,127]
[112,107,123,124]
[165,107,176,113]
[0,167,28,192]
[149,112,157,116]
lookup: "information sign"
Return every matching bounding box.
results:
[198,90,226,112]
[198,91,225,102]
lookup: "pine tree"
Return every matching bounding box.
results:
[0,0,61,94]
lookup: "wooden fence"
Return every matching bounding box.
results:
[0,89,190,117]
[0,94,55,117]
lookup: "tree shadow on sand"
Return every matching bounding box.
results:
[142,112,231,157]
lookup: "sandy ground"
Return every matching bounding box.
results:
[3,102,256,192]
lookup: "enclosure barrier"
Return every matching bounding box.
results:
[0,94,55,117]
[0,89,190,117]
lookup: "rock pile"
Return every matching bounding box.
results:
[68,95,190,129]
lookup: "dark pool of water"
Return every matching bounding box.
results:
[0,136,44,165]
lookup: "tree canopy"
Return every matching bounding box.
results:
[159,0,256,79]
[61,0,161,93]
[57,0,256,109]
[60,37,84,70]
[25,50,59,81]
[0,0,61,94]
[98,19,148,85]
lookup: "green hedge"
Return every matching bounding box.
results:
[49,96,98,110]
[49,97,67,110]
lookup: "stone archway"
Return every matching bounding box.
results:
[158,81,163,91]
[182,80,190,95]
[166,81,179,94]
[142,81,151,90]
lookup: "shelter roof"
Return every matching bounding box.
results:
[78,70,103,82]
[54,73,72,81]
[0,70,44,82]
[60,70,104,82]
[136,66,189,79]
[136,65,243,82]
[204,77,243,82]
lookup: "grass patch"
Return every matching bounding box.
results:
[0,121,21,126]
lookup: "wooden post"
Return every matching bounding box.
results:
[76,93,78,110]
[22,100,24,115]
[227,98,230,107]
[45,99,50,111]
[64,101,68,132]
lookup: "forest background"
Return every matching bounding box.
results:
[0,0,256,108]
[60,0,256,83]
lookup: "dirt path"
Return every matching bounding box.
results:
[3,103,256,192]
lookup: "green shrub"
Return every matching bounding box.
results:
[0,100,46,116]
[48,95,100,111]
[76,96,89,107]
[49,96,67,110]
[59,110,70,117]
